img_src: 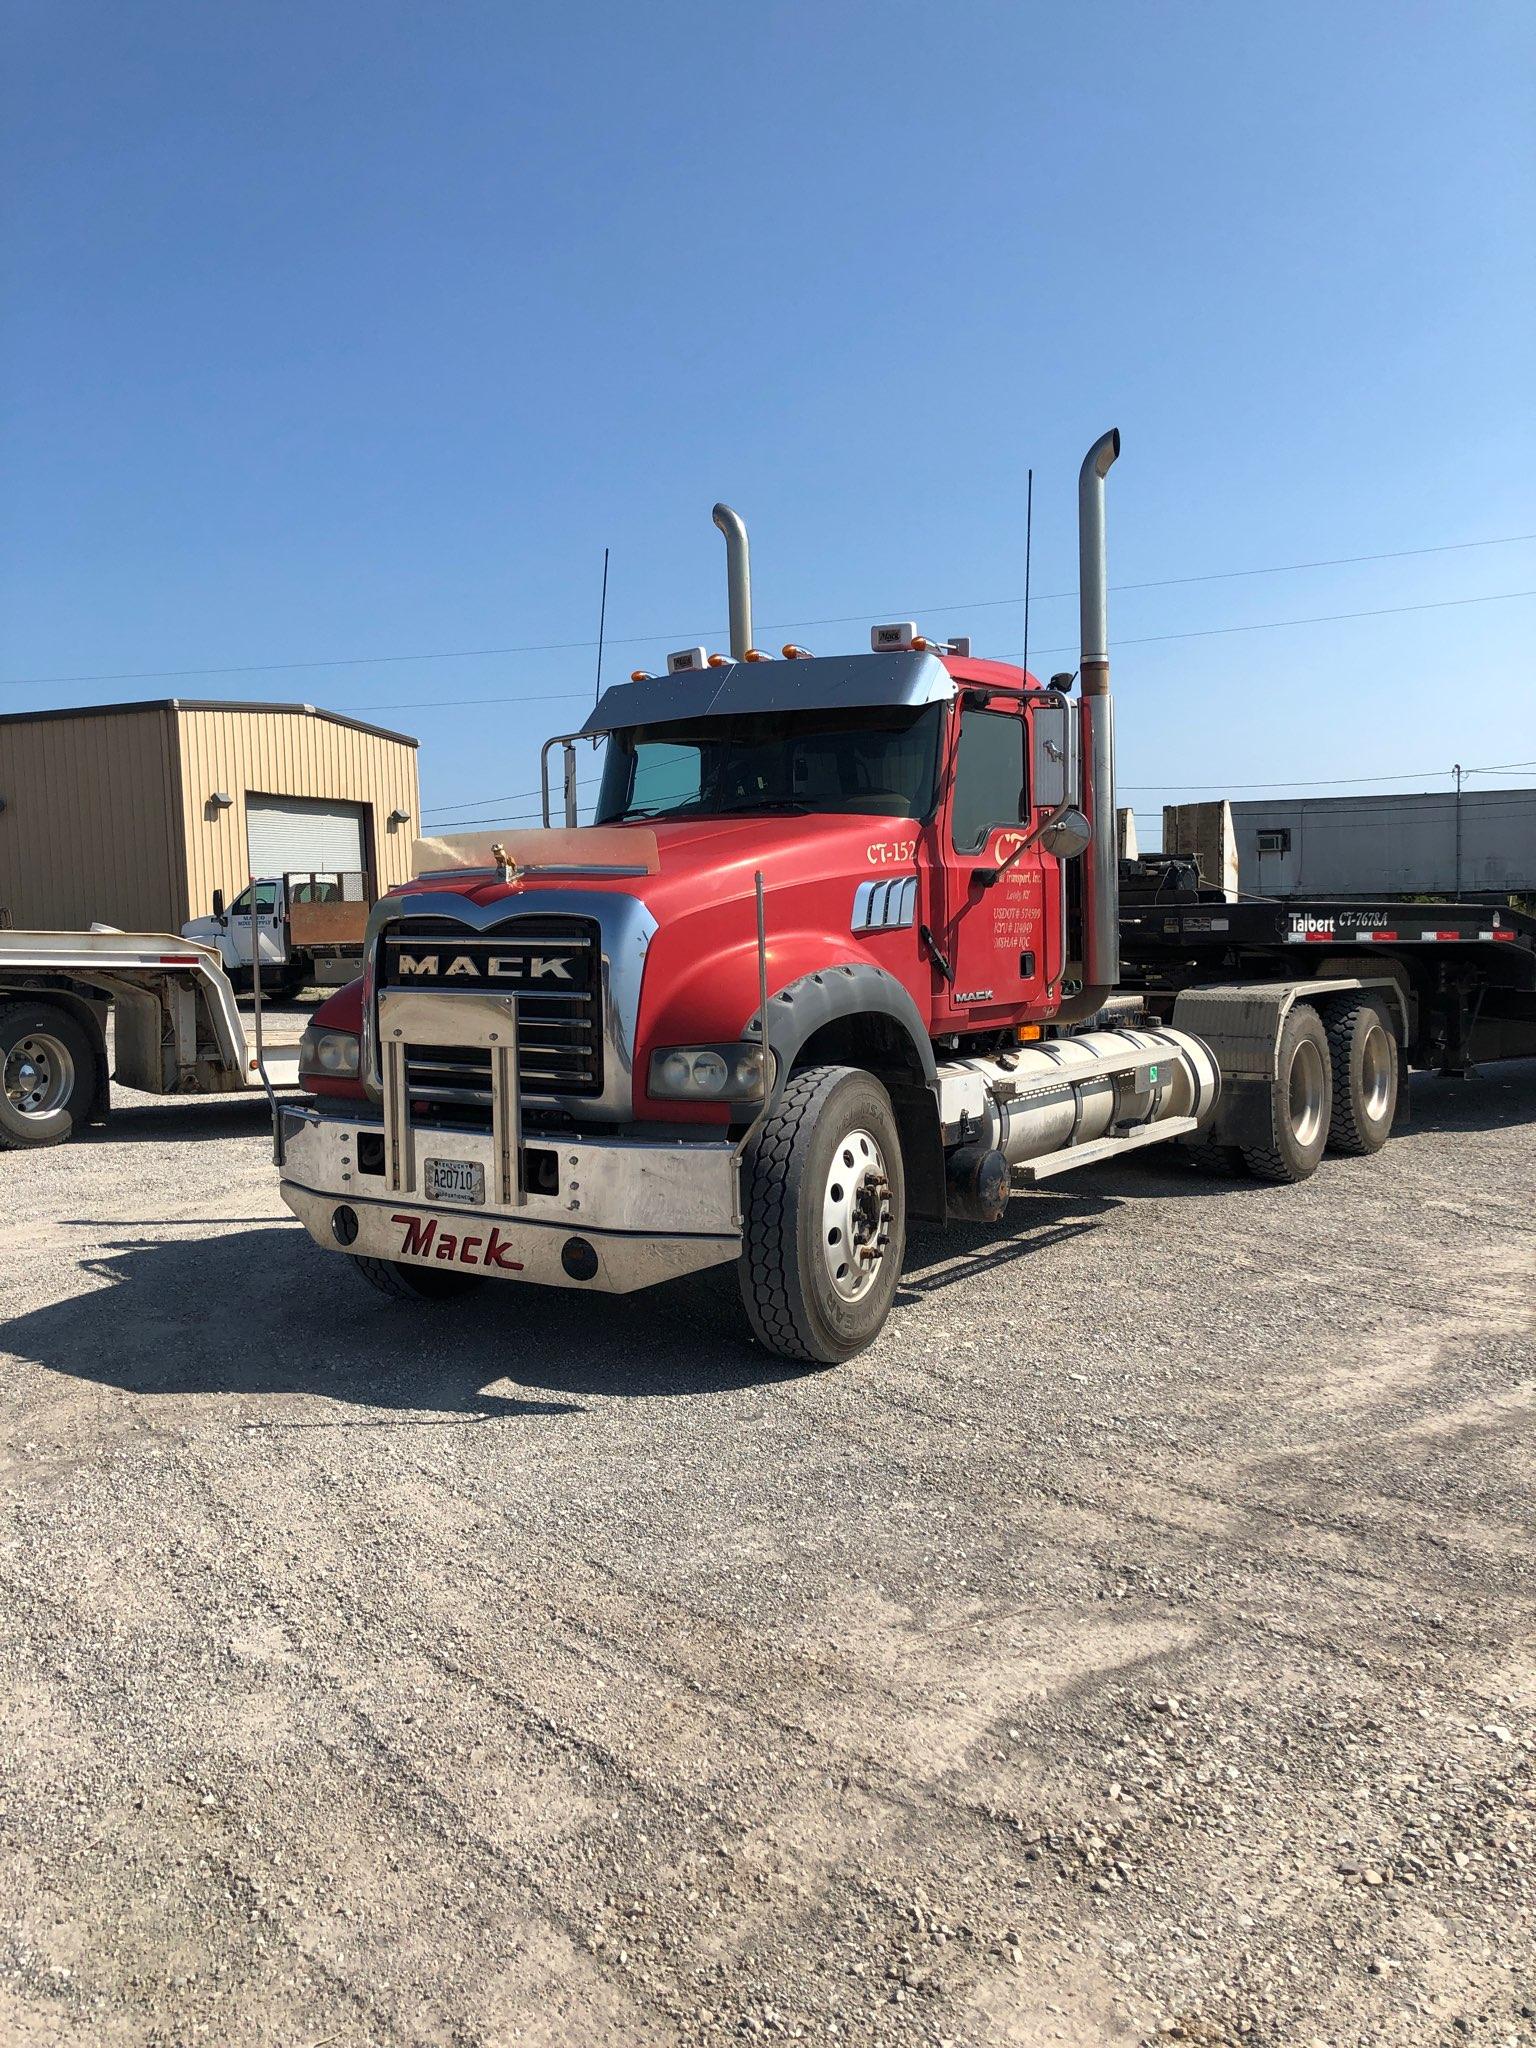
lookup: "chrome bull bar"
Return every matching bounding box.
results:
[378,987,525,1207]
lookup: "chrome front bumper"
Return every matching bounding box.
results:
[278,1103,742,1293]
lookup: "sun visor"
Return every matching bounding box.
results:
[412,825,659,879]
[580,649,955,736]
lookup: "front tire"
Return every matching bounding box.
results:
[1241,1003,1332,1184]
[738,1064,907,1366]
[0,1002,99,1149]
[352,1256,486,1302]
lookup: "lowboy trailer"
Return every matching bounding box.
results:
[0,929,301,1148]
[276,432,1536,1362]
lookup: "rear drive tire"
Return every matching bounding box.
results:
[738,1064,907,1366]
[1241,1003,1332,1184]
[352,1256,486,1301]
[1323,993,1398,1155]
[0,1002,99,1150]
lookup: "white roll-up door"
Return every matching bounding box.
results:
[246,795,367,879]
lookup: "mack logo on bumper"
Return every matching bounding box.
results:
[393,1213,524,1270]
[390,949,575,984]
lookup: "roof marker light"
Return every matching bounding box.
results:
[871,622,918,652]
[706,652,731,667]
[629,668,653,683]
[781,643,814,660]
[742,647,770,662]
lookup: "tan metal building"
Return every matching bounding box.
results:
[0,699,420,934]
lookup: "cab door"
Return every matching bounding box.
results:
[228,880,286,969]
[936,702,1050,1024]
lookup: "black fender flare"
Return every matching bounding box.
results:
[743,963,947,1223]
[745,961,938,1097]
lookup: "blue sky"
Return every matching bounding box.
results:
[3,1,1532,840]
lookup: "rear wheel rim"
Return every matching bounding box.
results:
[821,1128,892,1303]
[4,1032,75,1118]
[1360,1023,1393,1122]
[1288,1036,1326,1148]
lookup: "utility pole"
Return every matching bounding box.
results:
[1453,762,1463,900]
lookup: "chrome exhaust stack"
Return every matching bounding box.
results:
[1063,428,1121,1018]
[712,503,753,661]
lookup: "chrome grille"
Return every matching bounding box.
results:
[382,915,602,1115]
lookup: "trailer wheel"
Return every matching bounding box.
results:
[1323,993,1398,1155]
[351,1255,486,1302]
[1241,1003,1332,1184]
[0,1001,99,1149]
[738,1064,906,1366]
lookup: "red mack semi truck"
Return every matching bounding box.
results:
[276,432,1536,1363]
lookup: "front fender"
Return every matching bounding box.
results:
[745,961,938,1100]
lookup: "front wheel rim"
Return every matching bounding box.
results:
[4,1033,75,1118]
[821,1128,892,1303]
[1288,1036,1326,1148]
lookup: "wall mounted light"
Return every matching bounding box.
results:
[209,791,233,809]
[387,807,412,827]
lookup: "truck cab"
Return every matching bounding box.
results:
[275,436,1226,1361]
[184,871,372,996]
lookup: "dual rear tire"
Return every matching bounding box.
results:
[1241,994,1397,1182]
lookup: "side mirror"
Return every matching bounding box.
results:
[1031,699,1079,812]
[1040,807,1093,860]
[211,889,226,922]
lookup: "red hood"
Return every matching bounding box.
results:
[313,809,934,1117]
[398,811,919,919]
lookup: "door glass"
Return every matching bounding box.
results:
[252,882,278,916]
[951,711,1027,852]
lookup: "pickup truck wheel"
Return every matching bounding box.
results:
[738,1063,906,1366]
[0,1002,98,1150]
[351,1255,486,1301]
[1323,993,1397,1155]
[1241,1003,1332,1184]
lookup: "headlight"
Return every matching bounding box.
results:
[299,1026,360,1081]
[648,1041,772,1102]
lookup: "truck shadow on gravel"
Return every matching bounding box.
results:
[21,1200,1133,1415]
[7,1225,813,1416]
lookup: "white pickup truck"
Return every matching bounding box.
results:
[0,928,301,1149]
[182,869,372,999]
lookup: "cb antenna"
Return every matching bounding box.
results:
[592,546,610,718]
[1022,466,1033,683]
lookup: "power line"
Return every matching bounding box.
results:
[1125,756,1536,792]
[422,773,601,817]
[4,530,1533,692]
[344,585,1536,716]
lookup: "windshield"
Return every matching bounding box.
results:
[594,704,944,825]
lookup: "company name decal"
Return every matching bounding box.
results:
[392,1213,524,1271]
[393,950,574,983]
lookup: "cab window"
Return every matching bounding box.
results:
[950,710,1027,852]
[230,882,278,916]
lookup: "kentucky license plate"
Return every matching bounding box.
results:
[424,1157,485,1205]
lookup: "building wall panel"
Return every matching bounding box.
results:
[0,706,181,930]
[1233,788,1536,898]
[174,707,419,923]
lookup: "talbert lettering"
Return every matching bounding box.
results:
[391,1213,524,1271]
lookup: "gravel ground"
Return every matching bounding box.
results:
[1,1056,1533,2048]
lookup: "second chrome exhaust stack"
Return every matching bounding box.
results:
[1075,428,1121,1011]
[712,503,753,661]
